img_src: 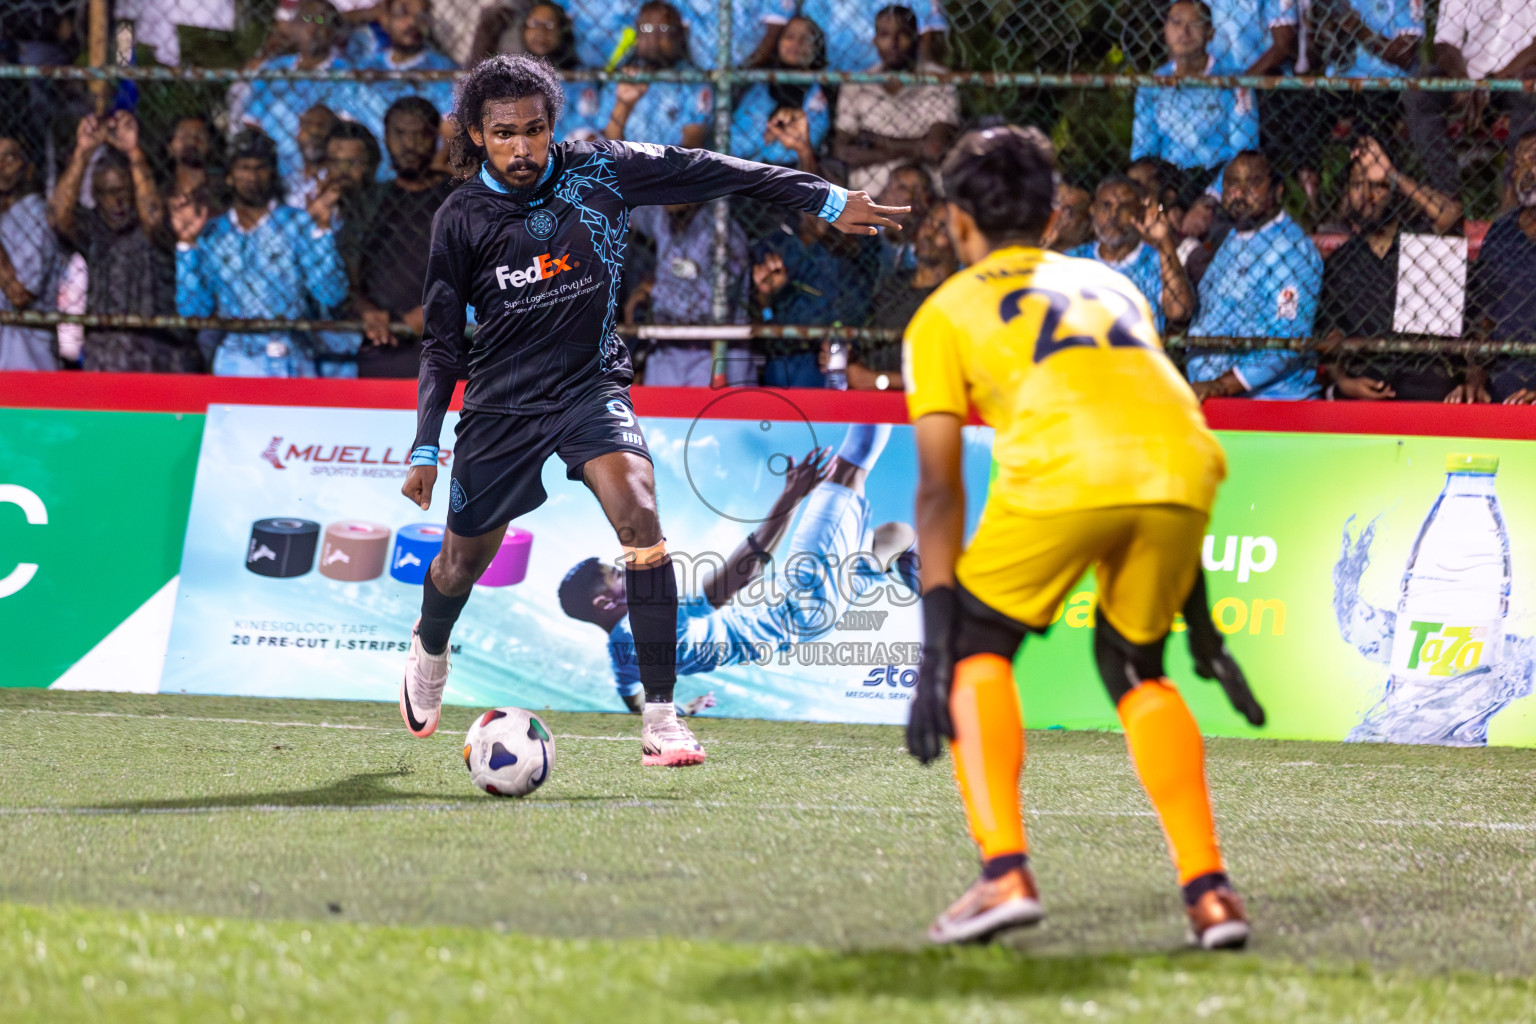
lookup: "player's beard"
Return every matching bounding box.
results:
[1517,177,1536,210]
[494,158,544,195]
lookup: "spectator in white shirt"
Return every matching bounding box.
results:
[1407,0,1536,195]
[831,5,958,197]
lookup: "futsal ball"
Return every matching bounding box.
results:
[463,708,556,797]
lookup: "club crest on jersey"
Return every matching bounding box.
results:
[526,209,558,240]
[495,251,579,289]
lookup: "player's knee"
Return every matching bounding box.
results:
[612,502,661,550]
[1094,610,1168,706]
[433,548,485,594]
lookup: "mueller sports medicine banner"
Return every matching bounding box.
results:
[162,401,995,724]
[155,404,1536,746]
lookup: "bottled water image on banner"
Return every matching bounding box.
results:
[1335,454,1535,746]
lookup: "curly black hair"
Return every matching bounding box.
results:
[939,125,1058,243]
[448,53,566,177]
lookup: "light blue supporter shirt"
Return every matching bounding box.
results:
[629,205,749,324]
[760,0,948,72]
[354,46,458,141]
[1186,211,1323,400]
[558,80,610,141]
[1207,0,1297,72]
[572,0,760,70]
[1069,240,1168,333]
[599,74,714,148]
[1132,57,1259,171]
[728,82,830,166]
[175,203,350,377]
[1327,0,1423,79]
[227,53,377,183]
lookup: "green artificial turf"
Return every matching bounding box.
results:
[1,688,1534,1022]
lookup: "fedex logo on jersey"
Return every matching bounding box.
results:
[496,252,580,290]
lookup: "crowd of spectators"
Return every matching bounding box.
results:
[0,0,1533,402]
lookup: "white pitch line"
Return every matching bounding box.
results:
[1,709,379,730]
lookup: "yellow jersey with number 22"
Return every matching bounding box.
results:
[903,245,1226,515]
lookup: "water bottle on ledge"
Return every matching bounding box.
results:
[825,340,848,390]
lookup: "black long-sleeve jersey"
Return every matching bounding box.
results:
[411,139,841,451]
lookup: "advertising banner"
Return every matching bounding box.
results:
[154,403,1536,747]
[1016,433,1536,748]
[0,408,202,690]
[162,401,995,724]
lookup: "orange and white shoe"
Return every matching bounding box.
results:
[1187,885,1251,950]
[399,619,450,738]
[927,865,1045,944]
[640,703,706,766]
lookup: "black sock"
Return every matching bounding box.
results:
[419,571,469,656]
[1181,871,1231,907]
[982,852,1028,880]
[625,557,678,704]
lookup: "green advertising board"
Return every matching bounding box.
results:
[3,405,1533,747]
[1017,432,1536,747]
[0,409,202,689]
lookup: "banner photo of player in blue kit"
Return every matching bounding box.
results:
[162,402,996,724]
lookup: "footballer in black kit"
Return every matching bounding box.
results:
[396,54,908,766]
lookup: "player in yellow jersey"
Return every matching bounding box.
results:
[903,126,1264,948]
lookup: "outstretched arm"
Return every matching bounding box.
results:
[699,447,831,608]
[608,141,908,236]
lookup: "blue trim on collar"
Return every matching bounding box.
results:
[818,184,849,224]
[480,158,555,194]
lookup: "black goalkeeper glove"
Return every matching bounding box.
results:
[907,585,959,764]
[1184,572,1266,727]
[1192,644,1266,727]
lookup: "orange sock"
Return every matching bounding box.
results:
[1117,679,1224,884]
[948,654,1027,861]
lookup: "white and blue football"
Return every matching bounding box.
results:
[463,708,555,797]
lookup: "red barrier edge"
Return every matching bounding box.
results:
[2,372,1535,439]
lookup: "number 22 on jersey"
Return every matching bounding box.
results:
[1000,285,1153,364]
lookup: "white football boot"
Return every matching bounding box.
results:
[400,617,450,738]
[640,702,707,766]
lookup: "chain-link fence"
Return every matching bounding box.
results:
[0,0,1533,397]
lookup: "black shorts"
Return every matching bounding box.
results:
[446,383,651,537]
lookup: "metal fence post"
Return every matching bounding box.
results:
[709,0,734,388]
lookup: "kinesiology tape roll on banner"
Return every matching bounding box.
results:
[319,521,391,582]
[246,518,320,578]
[391,523,445,585]
[478,527,534,587]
